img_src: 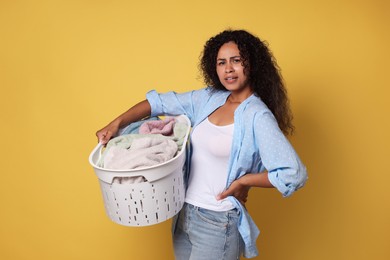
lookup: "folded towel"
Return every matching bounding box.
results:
[103,137,178,170]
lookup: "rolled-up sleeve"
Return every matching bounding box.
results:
[146,89,209,120]
[254,111,308,197]
[146,90,164,116]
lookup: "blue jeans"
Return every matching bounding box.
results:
[173,203,243,260]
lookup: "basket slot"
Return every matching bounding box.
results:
[98,172,185,226]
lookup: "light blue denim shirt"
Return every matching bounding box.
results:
[146,87,307,258]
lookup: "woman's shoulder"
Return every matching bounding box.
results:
[244,95,272,115]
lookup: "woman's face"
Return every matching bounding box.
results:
[216,41,251,95]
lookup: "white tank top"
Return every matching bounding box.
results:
[185,117,235,211]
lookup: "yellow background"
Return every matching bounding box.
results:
[1,0,389,259]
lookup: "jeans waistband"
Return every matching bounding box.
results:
[184,202,239,214]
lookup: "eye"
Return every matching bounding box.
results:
[233,58,242,63]
[217,60,225,66]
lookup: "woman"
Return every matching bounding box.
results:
[96,29,307,259]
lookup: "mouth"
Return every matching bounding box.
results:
[225,77,238,83]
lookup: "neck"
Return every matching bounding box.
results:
[227,96,243,104]
[228,90,253,103]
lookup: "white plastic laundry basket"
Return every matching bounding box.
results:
[88,115,190,227]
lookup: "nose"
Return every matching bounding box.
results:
[225,62,234,73]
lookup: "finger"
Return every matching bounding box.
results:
[101,133,111,144]
[96,130,104,142]
[101,132,108,143]
[97,133,105,144]
[216,188,231,200]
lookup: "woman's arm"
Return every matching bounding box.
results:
[96,100,151,144]
[96,87,208,144]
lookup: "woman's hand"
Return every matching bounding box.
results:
[217,177,250,207]
[96,121,120,145]
[95,100,152,145]
[216,172,274,207]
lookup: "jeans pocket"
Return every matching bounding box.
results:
[195,208,229,228]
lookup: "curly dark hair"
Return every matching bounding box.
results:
[200,29,294,135]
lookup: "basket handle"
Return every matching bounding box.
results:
[88,142,104,166]
[96,142,104,163]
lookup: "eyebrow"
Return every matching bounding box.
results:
[217,56,241,60]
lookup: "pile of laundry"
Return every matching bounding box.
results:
[98,117,188,174]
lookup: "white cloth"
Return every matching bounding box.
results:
[185,117,235,211]
[103,137,178,170]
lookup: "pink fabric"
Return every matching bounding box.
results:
[139,117,175,135]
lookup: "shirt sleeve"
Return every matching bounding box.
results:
[146,88,209,123]
[254,111,308,197]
